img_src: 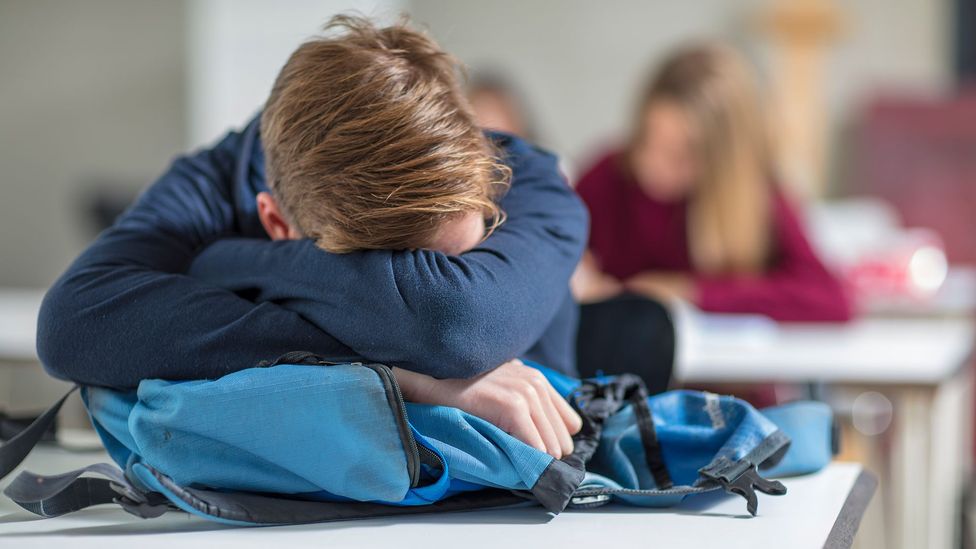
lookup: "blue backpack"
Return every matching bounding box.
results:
[0,352,835,525]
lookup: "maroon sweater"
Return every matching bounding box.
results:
[576,152,852,322]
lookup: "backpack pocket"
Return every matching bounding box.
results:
[86,357,442,504]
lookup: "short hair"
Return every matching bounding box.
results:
[261,15,510,253]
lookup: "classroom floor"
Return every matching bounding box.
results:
[0,445,872,549]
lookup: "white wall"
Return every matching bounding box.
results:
[186,0,406,148]
[0,0,186,286]
[185,0,951,177]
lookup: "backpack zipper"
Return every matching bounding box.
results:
[365,362,425,487]
[357,363,446,487]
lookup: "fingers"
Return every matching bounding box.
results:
[548,384,583,435]
[503,397,548,455]
[448,358,583,459]
[527,373,574,457]
[540,388,574,457]
[525,387,563,458]
[524,369,576,458]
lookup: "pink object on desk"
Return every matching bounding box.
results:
[845,229,948,304]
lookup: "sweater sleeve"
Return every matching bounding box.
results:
[36,125,357,389]
[695,192,853,322]
[186,133,589,378]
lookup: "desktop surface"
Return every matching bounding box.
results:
[0,446,873,549]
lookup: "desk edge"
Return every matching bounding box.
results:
[823,469,878,549]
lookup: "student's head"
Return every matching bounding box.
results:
[258,15,510,255]
[629,43,772,274]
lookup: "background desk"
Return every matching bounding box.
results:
[0,289,42,362]
[0,446,874,549]
[674,307,975,549]
[0,290,81,442]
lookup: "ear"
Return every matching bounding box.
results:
[256,192,302,241]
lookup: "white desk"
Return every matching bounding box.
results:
[862,265,976,317]
[0,289,44,362]
[0,446,874,549]
[673,305,975,549]
[675,313,974,385]
[0,289,77,432]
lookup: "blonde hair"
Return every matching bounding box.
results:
[261,15,510,253]
[633,43,772,274]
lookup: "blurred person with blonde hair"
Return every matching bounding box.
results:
[575,43,851,321]
[573,44,851,390]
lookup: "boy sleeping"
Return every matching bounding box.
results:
[39,16,585,458]
[244,15,581,456]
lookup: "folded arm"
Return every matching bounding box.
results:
[39,126,586,388]
[37,126,357,389]
[188,134,588,378]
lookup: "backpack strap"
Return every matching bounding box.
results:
[0,387,76,479]
[568,377,790,516]
[628,383,673,490]
[568,374,673,489]
[0,387,164,518]
[2,462,171,518]
[699,454,788,516]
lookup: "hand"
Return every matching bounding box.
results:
[624,271,695,302]
[572,252,623,304]
[393,360,582,458]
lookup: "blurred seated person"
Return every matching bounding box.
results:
[467,72,535,140]
[573,43,852,323]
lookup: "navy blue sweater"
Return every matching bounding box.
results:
[37,119,587,389]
